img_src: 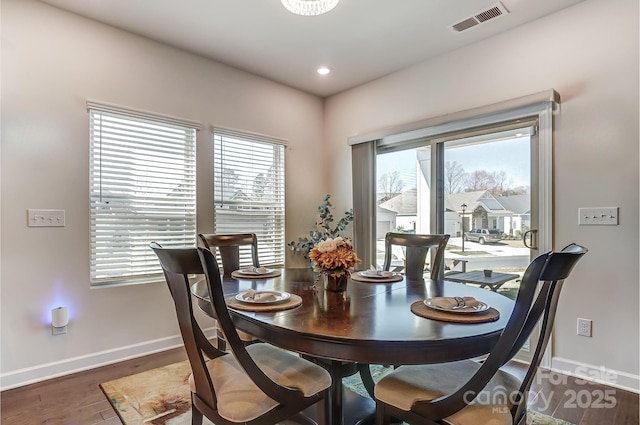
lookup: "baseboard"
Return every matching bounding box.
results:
[0,328,217,391]
[551,356,640,394]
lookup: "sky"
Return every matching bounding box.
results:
[377,136,530,191]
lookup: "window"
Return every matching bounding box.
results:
[88,101,198,286]
[213,128,286,267]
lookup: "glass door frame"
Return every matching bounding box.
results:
[433,124,539,363]
[425,113,554,367]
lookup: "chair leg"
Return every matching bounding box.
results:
[217,335,227,351]
[317,391,329,425]
[376,401,390,425]
[191,397,204,425]
[514,409,527,425]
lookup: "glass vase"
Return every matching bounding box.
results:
[324,272,348,292]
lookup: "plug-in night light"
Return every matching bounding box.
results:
[51,306,69,335]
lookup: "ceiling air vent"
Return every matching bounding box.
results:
[450,2,510,33]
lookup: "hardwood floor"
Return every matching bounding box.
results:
[1,348,638,425]
[503,362,640,425]
[1,348,188,425]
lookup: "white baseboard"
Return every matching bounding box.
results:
[0,328,217,391]
[551,356,640,394]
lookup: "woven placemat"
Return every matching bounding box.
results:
[231,270,281,279]
[351,273,403,283]
[226,293,302,312]
[410,300,500,323]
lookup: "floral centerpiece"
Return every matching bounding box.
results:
[288,194,360,291]
[288,194,354,263]
[309,236,361,292]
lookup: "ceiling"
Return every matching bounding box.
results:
[40,0,584,97]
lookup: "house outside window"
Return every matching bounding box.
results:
[213,128,286,267]
[88,102,198,286]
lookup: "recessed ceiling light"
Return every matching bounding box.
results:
[317,66,331,75]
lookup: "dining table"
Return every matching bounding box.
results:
[191,268,515,425]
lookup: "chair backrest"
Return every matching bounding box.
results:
[382,232,450,280]
[198,233,260,277]
[411,243,587,423]
[508,243,588,420]
[150,243,315,423]
[196,247,314,404]
[149,242,224,411]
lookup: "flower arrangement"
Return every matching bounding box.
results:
[288,194,354,262]
[309,236,361,277]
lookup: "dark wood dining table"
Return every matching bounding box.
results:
[191,268,515,425]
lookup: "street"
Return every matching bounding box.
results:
[445,236,530,272]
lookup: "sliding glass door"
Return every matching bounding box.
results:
[375,127,537,287]
[439,128,535,296]
[374,124,544,362]
[353,90,558,365]
[375,147,430,267]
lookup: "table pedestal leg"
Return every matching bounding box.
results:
[322,360,344,425]
[323,360,376,425]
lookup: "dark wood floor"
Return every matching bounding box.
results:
[1,348,638,425]
[1,348,189,425]
[503,362,640,425]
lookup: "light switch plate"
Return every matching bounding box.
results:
[27,209,66,227]
[578,207,618,225]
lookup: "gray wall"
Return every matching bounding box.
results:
[324,0,638,391]
[2,0,638,393]
[1,0,327,388]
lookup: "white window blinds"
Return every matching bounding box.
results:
[89,102,198,286]
[213,128,286,267]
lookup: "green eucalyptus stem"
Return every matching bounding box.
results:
[288,194,354,262]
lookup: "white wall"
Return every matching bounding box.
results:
[325,0,639,391]
[1,0,326,388]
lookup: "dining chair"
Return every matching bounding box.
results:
[198,233,260,277]
[150,243,331,425]
[383,232,450,280]
[198,233,261,349]
[355,233,450,395]
[374,243,588,425]
[374,244,587,425]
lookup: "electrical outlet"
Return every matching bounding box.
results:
[577,318,592,337]
[52,325,67,335]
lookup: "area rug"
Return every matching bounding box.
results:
[100,360,572,425]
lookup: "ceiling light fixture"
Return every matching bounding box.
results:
[316,66,331,75]
[281,0,340,16]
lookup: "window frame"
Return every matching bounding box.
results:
[88,100,199,287]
